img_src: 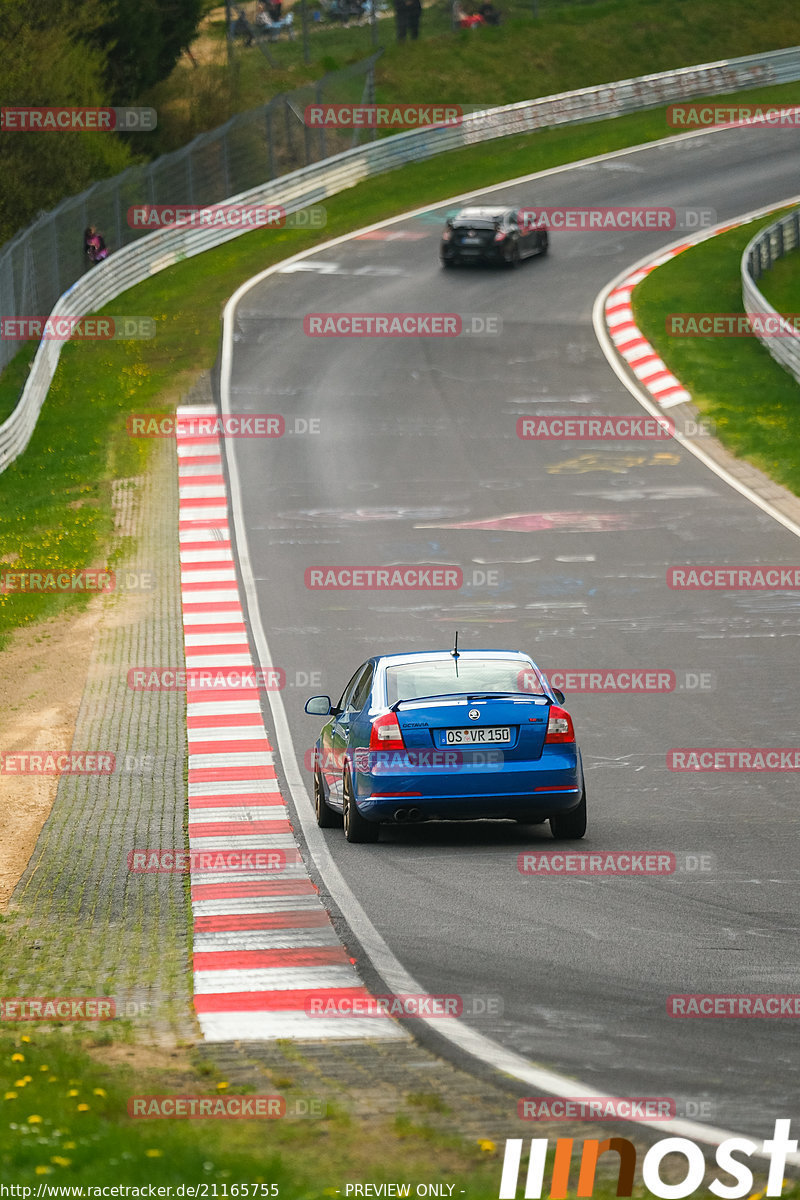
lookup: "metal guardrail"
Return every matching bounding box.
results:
[3,44,800,473]
[741,208,800,386]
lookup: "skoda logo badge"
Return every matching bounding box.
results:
[468,709,480,720]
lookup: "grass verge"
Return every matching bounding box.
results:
[146,0,800,147]
[756,243,800,314]
[632,211,800,498]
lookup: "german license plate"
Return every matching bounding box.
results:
[445,726,511,745]
[462,236,482,245]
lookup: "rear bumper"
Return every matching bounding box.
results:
[353,746,581,822]
[441,244,507,265]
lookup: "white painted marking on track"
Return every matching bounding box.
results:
[198,1014,407,1042]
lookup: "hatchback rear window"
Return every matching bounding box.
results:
[385,659,544,705]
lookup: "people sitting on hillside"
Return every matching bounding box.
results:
[454,0,484,27]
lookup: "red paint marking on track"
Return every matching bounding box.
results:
[192,879,317,900]
[188,765,278,784]
[193,986,372,1012]
[194,910,330,933]
[188,819,289,837]
[193,946,349,970]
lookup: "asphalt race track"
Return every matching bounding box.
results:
[224,125,800,1139]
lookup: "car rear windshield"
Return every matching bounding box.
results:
[385,659,543,705]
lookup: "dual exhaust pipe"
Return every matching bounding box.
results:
[394,807,423,823]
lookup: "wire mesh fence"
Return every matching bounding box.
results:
[0,52,381,375]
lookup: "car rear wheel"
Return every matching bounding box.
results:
[314,762,341,828]
[342,769,379,843]
[506,242,521,269]
[549,788,587,840]
[441,258,456,269]
[538,232,549,255]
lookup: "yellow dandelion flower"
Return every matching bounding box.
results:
[40,1065,49,1072]
[23,1076,32,1082]
[63,1142,76,1150]
[14,1079,27,1087]
[145,1149,163,1158]
[92,1087,106,1097]
[11,1053,24,1062]
[77,1103,90,1112]
[20,1036,31,1043]
[477,1138,496,1152]
[51,1157,72,1168]
[28,1115,43,1124]
[4,1091,17,1100]
[67,1089,79,1097]
[35,1166,53,1176]
[48,1077,58,1083]
[216,1081,229,1091]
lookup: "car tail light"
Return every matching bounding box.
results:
[442,228,452,242]
[494,230,506,242]
[545,705,575,744]
[369,712,405,751]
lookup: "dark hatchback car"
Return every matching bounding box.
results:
[440,205,548,269]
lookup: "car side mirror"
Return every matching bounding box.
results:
[305,695,333,716]
[552,688,565,705]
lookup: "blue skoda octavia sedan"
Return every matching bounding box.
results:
[305,649,586,844]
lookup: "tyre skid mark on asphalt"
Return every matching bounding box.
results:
[176,402,405,1042]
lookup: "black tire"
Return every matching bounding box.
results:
[549,787,587,840]
[538,232,549,256]
[314,762,341,828]
[441,257,456,269]
[506,241,521,269]
[342,769,379,843]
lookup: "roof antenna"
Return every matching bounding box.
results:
[451,630,460,660]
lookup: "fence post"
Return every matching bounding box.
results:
[301,0,311,64]
[266,104,277,178]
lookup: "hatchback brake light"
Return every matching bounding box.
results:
[545,705,575,744]
[369,712,405,751]
[494,230,506,242]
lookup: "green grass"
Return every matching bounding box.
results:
[0,1030,503,1189]
[3,77,800,644]
[633,211,800,497]
[143,0,800,150]
[5,1030,800,1194]
[757,243,800,314]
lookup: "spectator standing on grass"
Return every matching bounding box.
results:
[233,8,254,45]
[394,0,421,40]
